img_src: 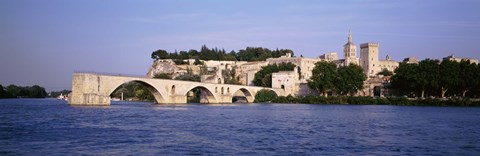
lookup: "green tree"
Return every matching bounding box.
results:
[151,49,169,60]
[254,89,278,102]
[222,69,239,84]
[153,73,172,79]
[439,60,460,98]
[0,84,9,98]
[253,62,296,87]
[175,73,201,82]
[307,61,337,97]
[29,85,47,98]
[336,64,367,96]
[418,59,441,98]
[457,60,479,97]
[194,58,203,65]
[391,62,420,97]
[377,68,393,76]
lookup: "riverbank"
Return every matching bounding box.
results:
[270,96,480,106]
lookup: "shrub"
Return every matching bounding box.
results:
[254,89,278,103]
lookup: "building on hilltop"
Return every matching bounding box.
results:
[403,56,419,64]
[443,54,478,64]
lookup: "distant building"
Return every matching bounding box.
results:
[403,57,419,64]
[319,52,338,62]
[443,54,478,64]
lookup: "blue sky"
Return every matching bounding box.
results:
[1,0,479,91]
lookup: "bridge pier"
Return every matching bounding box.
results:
[168,95,187,104]
[69,74,111,106]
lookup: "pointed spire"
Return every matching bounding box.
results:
[348,30,353,43]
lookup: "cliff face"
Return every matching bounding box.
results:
[146,59,202,78]
[146,60,178,78]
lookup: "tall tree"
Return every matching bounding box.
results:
[417,59,440,98]
[336,64,367,95]
[457,60,478,97]
[391,62,420,96]
[307,61,338,97]
[439,60,460,98]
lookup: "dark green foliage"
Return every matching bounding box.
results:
[150,45,294,64]
[336,64,367,95]
[222,69,239,84]
[458,60,479,97]
[254,89,278,102]
[0,84,12,98]
[175,73,201,82]
[111,82,154,101]
[153,73,172,79]
[0,84,47,98]
[151,49,169,60]
[390,62,420,97]
[307,61,337,96]
[308,62,366,96]
[391,59,480,98]
[237,47,293,61]
[439,60,460,98]
[253,62,296,87]
[377,68,394,76]
[194,58,203,65]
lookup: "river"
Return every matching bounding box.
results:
[1,99,479,155]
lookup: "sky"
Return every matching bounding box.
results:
[1,0,479,91]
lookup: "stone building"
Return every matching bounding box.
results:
[271,70,298,96]
[266,52,320,83]
[319,52,338,62]
[403,57,419,64]
[443,54,478,64]
[237,61,269,86]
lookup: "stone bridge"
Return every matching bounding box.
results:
[68,73,285,105]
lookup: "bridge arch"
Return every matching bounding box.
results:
[182,85,218,103]
[107,80,166,104]
[232,88,255,103]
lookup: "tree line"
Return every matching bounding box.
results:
[391,59,480,98]
[151,45,294,64]
[0,84,48,98]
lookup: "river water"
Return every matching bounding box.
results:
[1,99,479,155]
